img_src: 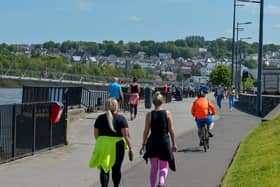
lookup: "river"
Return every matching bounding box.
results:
[0,88,22,105]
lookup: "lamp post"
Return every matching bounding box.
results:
[235,27,244,97]
[235,22,252,97]
[238,37,252,94]
[238,0,264,116]
[232,0,245,86]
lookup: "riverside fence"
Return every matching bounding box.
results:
[0,102,67,164]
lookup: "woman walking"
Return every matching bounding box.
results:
[140,91,177,187]
[228,87,235,112]
[128,77,141,120]
[89,98,134,187]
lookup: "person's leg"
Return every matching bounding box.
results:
[229,96,234,111]
[150,158,159,187]
[130,104,133,120]
[158,160,169,185]
[198,127,203,145]
[100,169,109,187]
[196,119,206,145]
[112,141,125,187]
[217,95,222,109]
[134,104,137,118]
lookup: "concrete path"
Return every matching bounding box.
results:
[0,95,261,187]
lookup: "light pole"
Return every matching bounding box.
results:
[238,37,252,94]
[236,22,252,97]
[235,26,244,97]
[238,0,264,116]
[232,0,245,86]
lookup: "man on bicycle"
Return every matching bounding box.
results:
[191,90,216,146]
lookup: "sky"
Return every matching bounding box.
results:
[0,0,280,45]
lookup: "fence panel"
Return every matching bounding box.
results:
[0,105,13,163]
[0,102,67,164]
[15,104,34,157]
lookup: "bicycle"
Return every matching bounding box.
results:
[201,122,210,152]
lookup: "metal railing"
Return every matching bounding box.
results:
[0,102,67,164]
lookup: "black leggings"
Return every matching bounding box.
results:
[130,104,138,116]
[100,140,125,187]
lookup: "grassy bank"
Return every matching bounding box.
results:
[222,114,280,187]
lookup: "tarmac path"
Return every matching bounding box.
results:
[0,95,260,187]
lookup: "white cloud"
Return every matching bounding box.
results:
[265,4,280,15]
[127,16,142,22]
[78,0,94,12]
[272,24,280,29]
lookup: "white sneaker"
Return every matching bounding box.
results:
[209,122,215,130]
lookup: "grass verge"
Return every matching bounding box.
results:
[222,114,280,187]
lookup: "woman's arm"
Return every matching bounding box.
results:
[167,111,177,152]
[137,83,141,94]
[121,127,134,161]
[139,112,151,154]
[121,128,133,151]
[142,112,151,145]
[94,128,99,140]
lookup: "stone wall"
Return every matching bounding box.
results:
[237,93,280,117]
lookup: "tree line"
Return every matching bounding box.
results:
[2,36,278,60]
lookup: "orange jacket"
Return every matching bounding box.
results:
[191,97,216,119]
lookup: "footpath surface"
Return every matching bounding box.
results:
[0,95,260,187]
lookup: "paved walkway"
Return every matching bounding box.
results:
[0,95,261,187]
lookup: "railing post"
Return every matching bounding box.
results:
[12,104,16,159]
[32,104,36,154]
[49,103,53,149]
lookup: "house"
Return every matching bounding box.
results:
[201,63,216,76]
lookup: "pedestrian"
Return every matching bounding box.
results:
[89,98,134,187]
[140,91,177,187]
[191,90,216,146]
[215,85,223,110]
[108,77,124,103]
[163,83,169,102]
[128,77,141,120]
[228,87,235,112]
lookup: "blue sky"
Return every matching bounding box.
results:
[0,0,279,44]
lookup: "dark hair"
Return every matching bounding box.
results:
[133,77,137,83]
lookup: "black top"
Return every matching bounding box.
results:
[130,84,139,94]
[143,110,176,171]
[94,113,128,137]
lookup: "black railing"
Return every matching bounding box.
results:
[81,89,109,111]
[22,86,82,108]
[0,102,67,164]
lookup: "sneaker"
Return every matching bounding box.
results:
[157,184,164,187]
[208,131,214,138]
[130,116,133,120]
[199,140,203,146]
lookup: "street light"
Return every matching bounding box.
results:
[232,0,245,86]
[235,22,252,97]
[238,0,264,116]
[238,37,252,95]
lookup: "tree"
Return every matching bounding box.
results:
[243,59,257,69]
[176,68,184,81]
[191,67,201,76]
[243,76,255,91]
[209,65,231,86]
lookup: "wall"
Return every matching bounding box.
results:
[237,93,280,117]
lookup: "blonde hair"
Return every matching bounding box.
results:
[105,98,119,132]
[152,91,163,107]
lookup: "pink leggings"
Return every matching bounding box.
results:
[150,158,169,187]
